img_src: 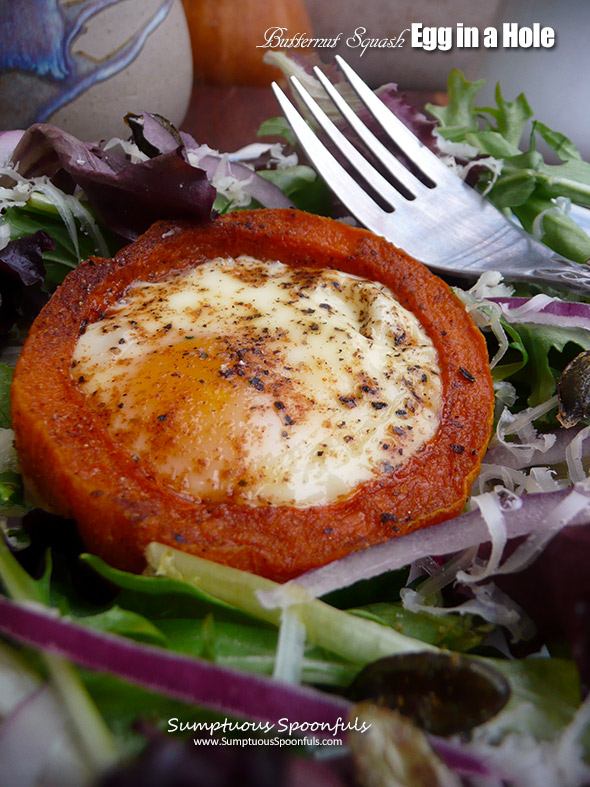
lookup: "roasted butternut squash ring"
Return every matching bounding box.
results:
[11,210,494,581]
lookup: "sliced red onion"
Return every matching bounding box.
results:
[490,296,590,329]
[490,484,590,577]
[0,597,493,779]
[187,150,294,209]
[0,596,349,735]
[429,738,497,780]
[258,481,590,608]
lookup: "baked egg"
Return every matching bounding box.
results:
[11,210,494,580]
[72,255,442,507]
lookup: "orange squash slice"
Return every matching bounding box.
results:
[11,210,494,581]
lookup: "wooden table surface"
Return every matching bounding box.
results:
[182,84,285,152]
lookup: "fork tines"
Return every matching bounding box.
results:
[271,56,450,229]
[271,57,590,296]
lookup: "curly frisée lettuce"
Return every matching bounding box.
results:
[2,92,590,784]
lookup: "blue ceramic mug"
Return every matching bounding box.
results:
[0,0,193,140]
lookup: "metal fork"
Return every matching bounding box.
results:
[272,55,590,295]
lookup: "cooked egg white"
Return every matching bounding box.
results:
[72,255,442,507]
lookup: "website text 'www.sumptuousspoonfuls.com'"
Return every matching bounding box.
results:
[192,736,344,748]
[168,715,370,748]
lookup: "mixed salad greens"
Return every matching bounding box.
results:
[1,54,590,785]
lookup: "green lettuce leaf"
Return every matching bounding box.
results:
[258,166,333,215]
[4,200,117,286]
[257,116,297,147]
[0,364,14,428]
[80,554,354,686]
[426,70,485,140]
[482,657,580,741]
[508,322,590,407]
[426,71,590,263]
[492,321,529,382]
[349,602,493,651]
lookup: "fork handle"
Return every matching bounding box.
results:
[502,257,590,296]
[437,226,590,296]
[432,255,590,297]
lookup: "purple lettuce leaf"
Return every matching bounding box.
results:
[127,112,294,210]
[0,231,54,333]
[9,124,216,240]
[374,82,440,154]
[358,82,441,175]
[0,230,51,286]
[98,731,288,787]
[125,112,183,157]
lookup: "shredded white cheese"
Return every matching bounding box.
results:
[272,607,307,685]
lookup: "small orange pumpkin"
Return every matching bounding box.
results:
[181,0,314,86]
